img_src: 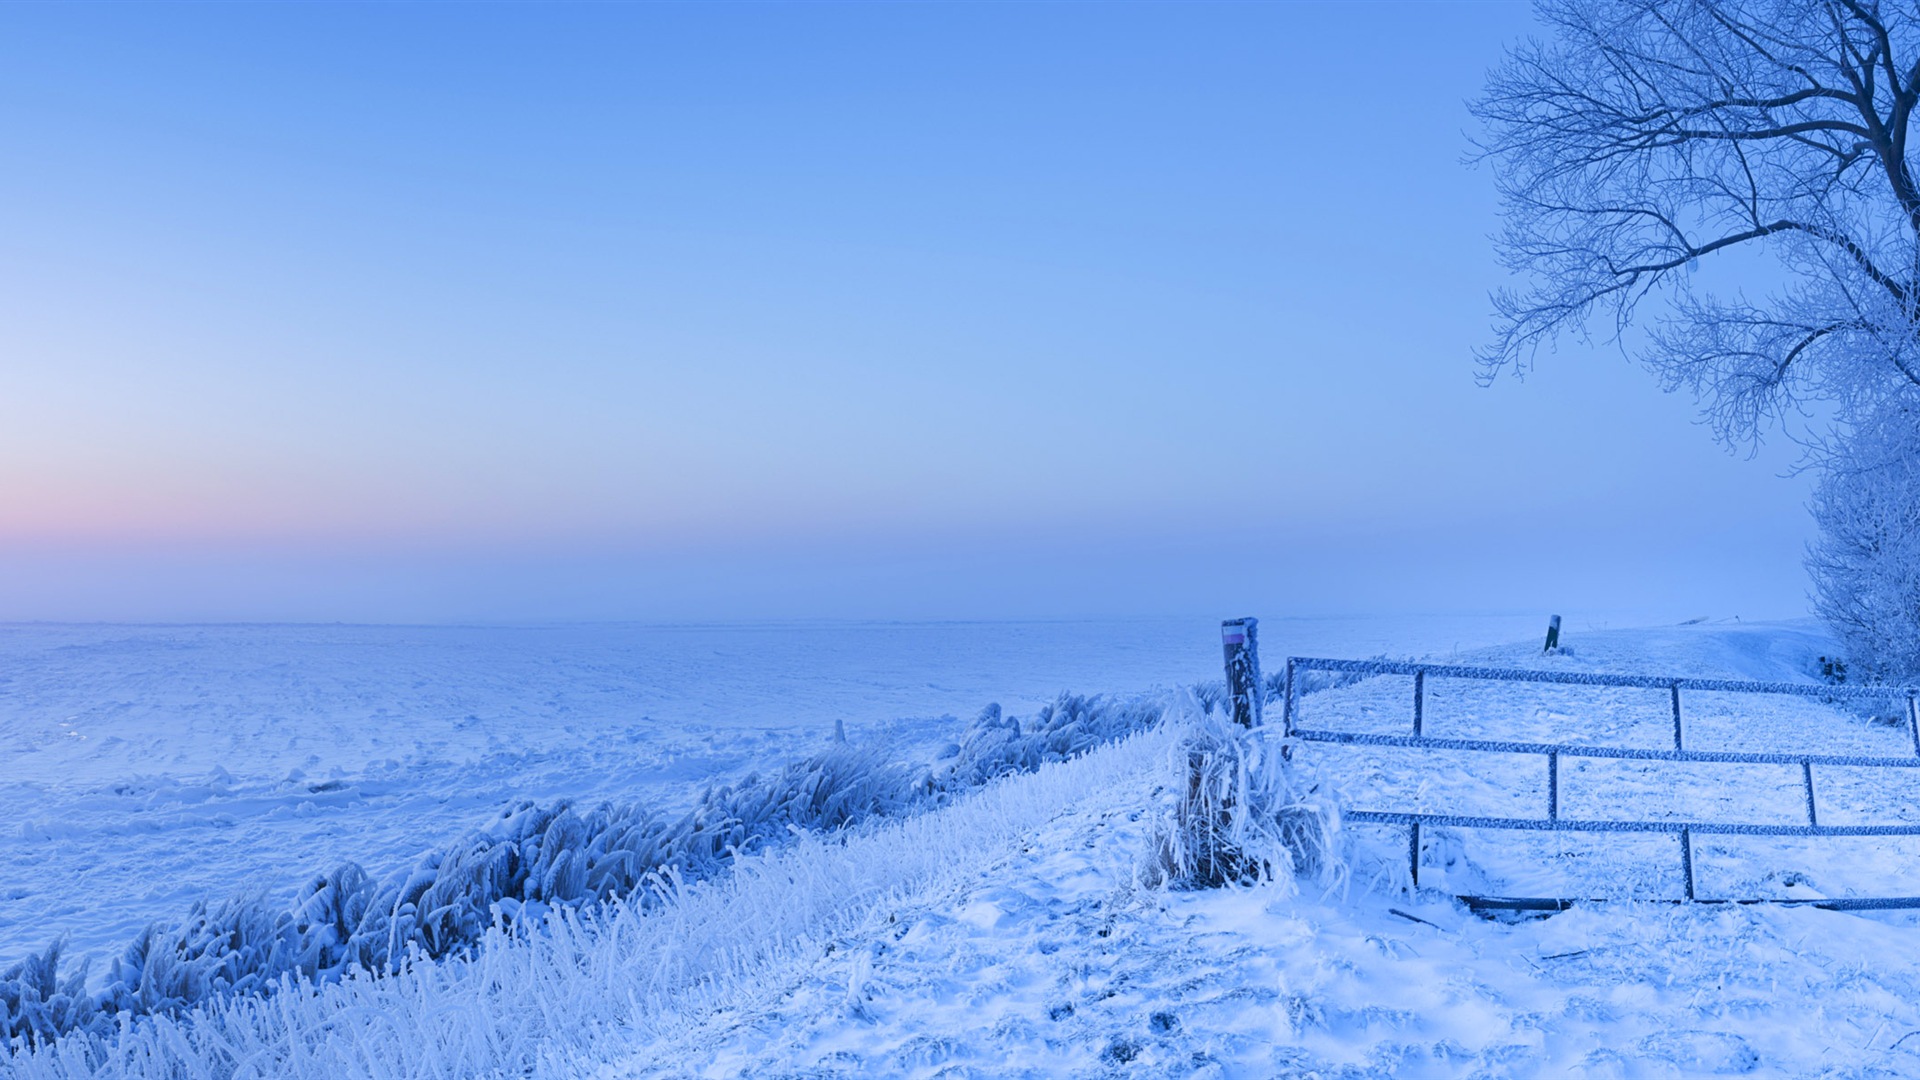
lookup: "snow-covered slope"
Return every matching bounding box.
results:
[17,616,1920,1078]
[591,765,1920,1079]
[577,620,1920,1078]
[0,616,1543,968]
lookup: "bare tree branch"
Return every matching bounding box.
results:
[1477,0,1920,458]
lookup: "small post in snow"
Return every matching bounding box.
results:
[1221,617,1263,728]
[1543,614,1562,653]
[1908,693,1920,758]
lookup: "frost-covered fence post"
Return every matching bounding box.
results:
[1221,618,1262,728]
[1282,657,1297,736]
[1164,618,1280,888]
[1543,615,1561,653]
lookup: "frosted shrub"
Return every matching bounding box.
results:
[0,942,87,1052]
[1808,404,1920,683]
[1143,700,1341,893]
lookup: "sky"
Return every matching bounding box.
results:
[0,0,1817,624]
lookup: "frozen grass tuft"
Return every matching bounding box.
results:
[1141,697,1344,896]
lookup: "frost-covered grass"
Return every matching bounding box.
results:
[0,724,1181,1078]
[1,689,1166,1049]
[1140,706,1340,894]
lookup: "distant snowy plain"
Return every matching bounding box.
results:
[15,614,1920,1077]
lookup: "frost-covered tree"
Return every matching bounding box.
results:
[1807,404,1920,678]
[1477,0,1920,442]
[1476,0,1920,672]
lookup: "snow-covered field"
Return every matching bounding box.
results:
[0,616,1540,975]
[16,614,1920,1077]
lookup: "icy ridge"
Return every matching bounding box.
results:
[0,691,1166,1052]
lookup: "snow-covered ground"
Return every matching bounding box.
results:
[0,616,1543,975]
[19,614,1920,1078]
[593,740,1920,1079]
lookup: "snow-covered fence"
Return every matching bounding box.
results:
[1283,656,1920,912]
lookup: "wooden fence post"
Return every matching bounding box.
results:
[1222,617,1263,728]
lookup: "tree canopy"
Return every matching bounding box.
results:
[1477,0,1920,456]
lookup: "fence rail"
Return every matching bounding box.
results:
[1287,655,1917,701]
[1281,655,1920,911]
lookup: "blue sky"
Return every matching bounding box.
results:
[0,1,1813,622]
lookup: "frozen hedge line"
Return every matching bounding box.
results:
[1,692,1166,1051]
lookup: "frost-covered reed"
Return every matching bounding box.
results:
[0,723,1179,1079]
[1,691,1166,1055]
[1143,696,1344,895]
